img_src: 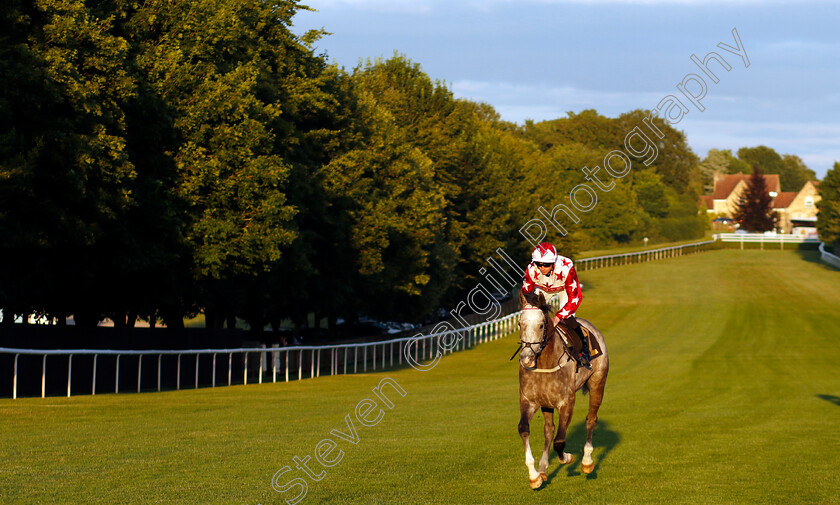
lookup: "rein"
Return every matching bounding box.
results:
[512,306,568,372]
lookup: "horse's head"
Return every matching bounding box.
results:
[518,290,551,368]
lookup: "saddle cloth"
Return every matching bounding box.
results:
[555,323,602,360]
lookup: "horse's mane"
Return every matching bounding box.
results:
[522,291,551,314]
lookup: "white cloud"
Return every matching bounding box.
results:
[685,119,840,177]
[301,0,433,14]
[451,80,667,120]
[763,40,840,52]
[449,80,839,176]
[305,0,820,7]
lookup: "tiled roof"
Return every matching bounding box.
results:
[698,195,714,210]
[772,192,797,209]
[712,173,781,200]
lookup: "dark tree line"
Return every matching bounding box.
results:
[1,0,709,335]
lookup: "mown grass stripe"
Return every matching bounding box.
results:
[1,249,838,504]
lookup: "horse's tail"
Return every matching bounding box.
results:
[581,381,590,396]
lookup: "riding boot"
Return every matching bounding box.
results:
[573,326,592,369]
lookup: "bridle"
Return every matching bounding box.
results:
[509,306,555,366]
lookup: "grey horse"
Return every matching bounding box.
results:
[516,290,609,488]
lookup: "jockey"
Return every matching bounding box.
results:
[521,242,591,369]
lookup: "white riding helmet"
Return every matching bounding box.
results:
[531,243,557,264]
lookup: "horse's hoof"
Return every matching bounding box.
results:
[560,453,576,465]
[539,472,548,481]
[582,462,594,474]
[529,476,543,489]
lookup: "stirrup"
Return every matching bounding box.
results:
[578,354,592,370]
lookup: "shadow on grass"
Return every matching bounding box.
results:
[794,249,825,266]
[817,394,840,407]
[539,419,621,486]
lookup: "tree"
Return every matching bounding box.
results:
[617,110,701,194]
[632,171,669,218]
[0,0,139,326]
[320,56,453,321]
[733,168,776,232]
[781,154,817,192]
[122,0,330,327]
[699,149,748,192]
[816,162,840,251]
[737,146,816,192]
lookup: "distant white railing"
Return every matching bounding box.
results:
[1,237,723,399]
[714,232,821,250]
[819,242,840,269]
[576,239,718,271]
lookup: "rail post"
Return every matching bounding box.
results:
[13,353,18,399]
[137,355,143,393]
[91,354,97,396]
[272,345,278,383]
[67,354,72,397]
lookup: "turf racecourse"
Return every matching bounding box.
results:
[2,250,840,505]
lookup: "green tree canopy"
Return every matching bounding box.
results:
[737,146,816,192]
[816,162,840,250]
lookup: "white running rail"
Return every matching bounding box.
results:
[1,238,723,399]
[819,242,840,269]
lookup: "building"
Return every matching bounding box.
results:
[700,173,821,234]
[778,180,820,235]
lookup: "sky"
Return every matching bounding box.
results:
[292,0,839,179]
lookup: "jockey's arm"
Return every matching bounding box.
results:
[554,266,583,323]
[521,265,537,294]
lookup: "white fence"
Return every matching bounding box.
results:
[819,242,840,269]
[1,238,723,399]
[576,239,718,270]
[714,232,821,249]
[0,313,523,399]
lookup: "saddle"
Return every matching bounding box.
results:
[554,322,602,363]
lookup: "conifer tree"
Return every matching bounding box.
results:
[816,162,840,250]
[733,167,777,232]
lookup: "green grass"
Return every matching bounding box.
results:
[2,249,840,504]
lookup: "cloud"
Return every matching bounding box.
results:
[304,0,821,7]
[685,119,840,177]
[763,40,840,52]
[451,80,667,120]
[449,80,839,176]
[301,0,437,14]
[301,0,433,14]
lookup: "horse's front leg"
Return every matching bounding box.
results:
[518,399,541,489]
[554,396,576,465]
[538,407,554,481]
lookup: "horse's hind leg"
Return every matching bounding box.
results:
[538,407,554,481]
[582,375,606,474]
[518,399,542,489]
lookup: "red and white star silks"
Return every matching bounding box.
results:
[521,256,582,321]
